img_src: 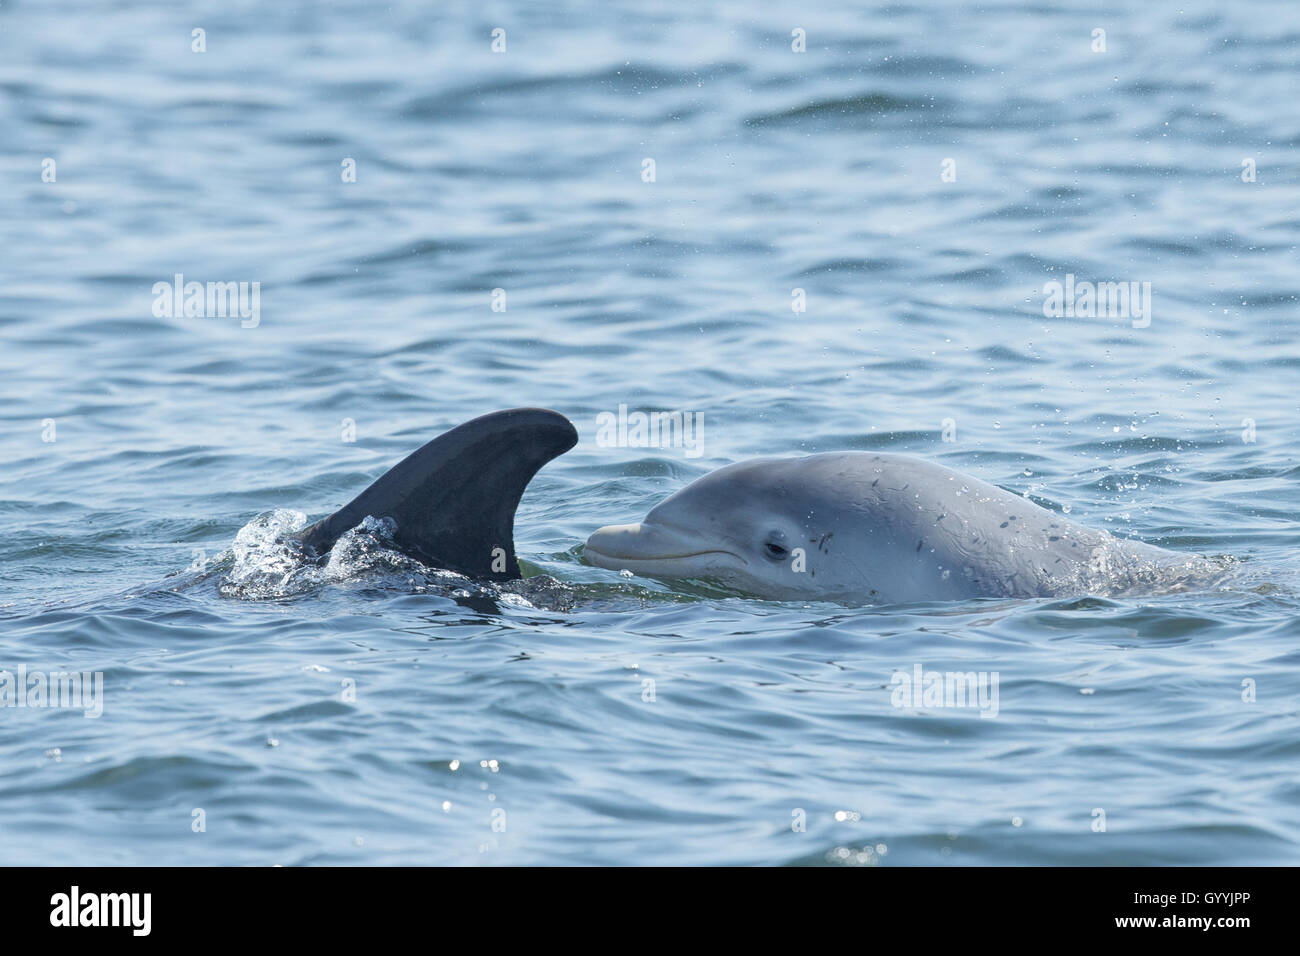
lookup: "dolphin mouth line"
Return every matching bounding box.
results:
[584,544,747,566]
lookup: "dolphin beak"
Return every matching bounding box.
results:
[584,522,658,565]
[584,522,743,574]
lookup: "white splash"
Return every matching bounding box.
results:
[215,510,543,607]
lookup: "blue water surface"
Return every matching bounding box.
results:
[1,0,1298,865]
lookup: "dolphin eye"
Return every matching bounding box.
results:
[763,540,789,560]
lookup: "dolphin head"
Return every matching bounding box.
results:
[584,455,884,601]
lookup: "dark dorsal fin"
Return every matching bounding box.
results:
[294,408,577,580]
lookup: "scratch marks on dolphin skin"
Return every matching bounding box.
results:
[808,532,835,578]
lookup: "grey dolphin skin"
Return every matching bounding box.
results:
[295,408,577,580]
[584,452,1224,604]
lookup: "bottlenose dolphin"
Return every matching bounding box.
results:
[583,452,1225,604]
[293,408,576,580]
